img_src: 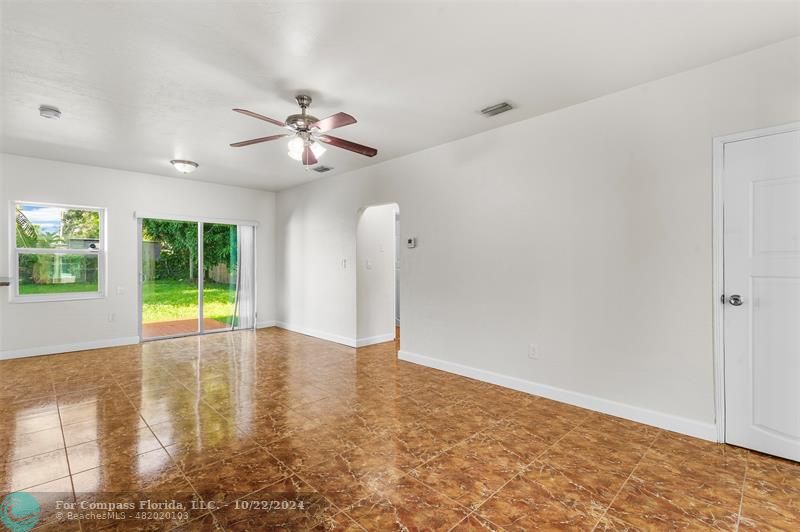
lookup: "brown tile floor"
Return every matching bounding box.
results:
[1,328,797,531]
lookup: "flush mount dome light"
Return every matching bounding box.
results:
[39,105,61,119]
[170,159,199,173]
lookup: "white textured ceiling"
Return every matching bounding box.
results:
[2,0,799,191]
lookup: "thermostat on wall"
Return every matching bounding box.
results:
[407,237,417,249]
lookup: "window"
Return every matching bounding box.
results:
[13,202,106,302]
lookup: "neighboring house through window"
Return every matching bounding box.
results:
[12,202,106,301]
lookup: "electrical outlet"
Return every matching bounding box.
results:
[528,344,539,360]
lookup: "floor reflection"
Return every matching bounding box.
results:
[1,329,798,531]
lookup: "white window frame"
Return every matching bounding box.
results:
[10,201,107,303]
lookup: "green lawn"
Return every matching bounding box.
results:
[20,279,236,325]
[142,279,236,324]
[19,282,99,295]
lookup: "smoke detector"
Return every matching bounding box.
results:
[311,165,334,173]
[39,105,61,119]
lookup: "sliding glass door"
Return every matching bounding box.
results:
[141,219,199,338]
[202,223,238,332]
[139,217,255,340]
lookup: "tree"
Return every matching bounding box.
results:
[141,220,237,282]
[16,208,64,248]
[142,220,199,280]
[61,209,100,239]
[15,208,38,247]
[202,223,237,273]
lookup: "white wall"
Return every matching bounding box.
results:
[0,164,6,351]
[356,204,397,346]
[276,38,800,437]
[395,210,400,326]
[0,154,276,357]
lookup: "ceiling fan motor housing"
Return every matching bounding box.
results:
[285,94,318,130]
[285,113,319,131]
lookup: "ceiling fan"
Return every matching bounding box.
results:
[230,94,378,166]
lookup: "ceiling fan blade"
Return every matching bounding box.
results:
[311,112,357,132]
[230,134,289,147]
[302,144,318,166]
[233,108,286,127]
[317,135,377,157]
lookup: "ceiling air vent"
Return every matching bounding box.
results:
[312,165,334,173]
[480,102,513,117]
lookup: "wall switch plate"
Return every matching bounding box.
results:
[407,237,416,249]
[528,344,539,359]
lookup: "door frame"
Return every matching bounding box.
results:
[711,121,800,444]
[136,212,259,341]
[355,202,400,347]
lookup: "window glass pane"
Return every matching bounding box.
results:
[141,219,199,338]
[204,223,238,331]
[16,204,100,249]
[18,254,99,295]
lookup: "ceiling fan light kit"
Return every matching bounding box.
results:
[230,94,377,167]
[287,136,325,161]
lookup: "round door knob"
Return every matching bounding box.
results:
[728,294,743,306]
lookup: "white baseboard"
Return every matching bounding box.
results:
[272,323,393,348]
[0,336,141,360]
[398,349,718,442]
[355,333,396,348]
[275,322,357,348]
[256,320,276,329]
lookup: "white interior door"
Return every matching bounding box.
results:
[724,127,800,461]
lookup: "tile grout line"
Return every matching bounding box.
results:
[447,410,596,531]
[150,363,355,532]
[236,396,415,529]
[589,429,662,531]
[51,375,82,532]
[164,369,230,532]
[288,466,351,527]
[255,444,372,531]
[734,451,750,531]
[110,367,225,532]
[401,398,541,476]
[256,396,520,529]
